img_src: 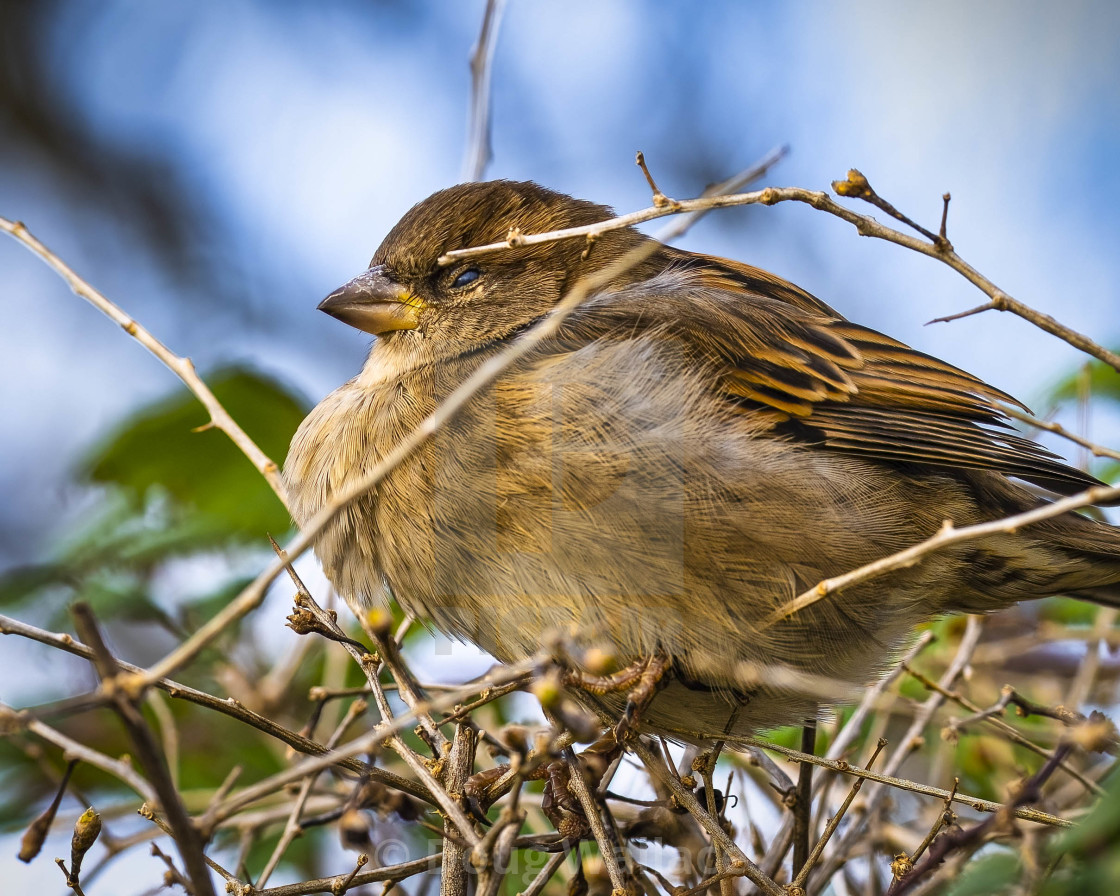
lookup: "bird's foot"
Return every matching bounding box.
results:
[562,652,672,742]
[540,731,621,841]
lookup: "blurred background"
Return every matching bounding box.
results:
[3,0,1120,890]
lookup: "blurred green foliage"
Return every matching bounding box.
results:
[1048,357,1120,485]
[0,366,307,630]
[945,770,1120,896]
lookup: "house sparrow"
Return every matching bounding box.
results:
[284,180,1120,739]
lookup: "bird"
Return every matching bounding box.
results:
[283,179,1120,740]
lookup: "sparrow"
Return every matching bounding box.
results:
[283,180,1120,739]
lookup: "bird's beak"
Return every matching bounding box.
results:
[318,265,424,336]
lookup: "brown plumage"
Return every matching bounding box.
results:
[284,180,1120,739]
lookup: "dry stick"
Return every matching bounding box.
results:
[440,724,478,896]
[275,535,450,753]
[762,483,1120,628]
[461,0,507,182]
[518,850,568,896]
[70,603,216,896]
[905,667,1104,794]
[438,171,1120,375]
[141,810,245,890]
[0,216,287,503]
[695,746,733,896]
[791,739,888,892]
[907,780,958,870]
[805,619,986,886]
[5,709,156,805]
[630,738,784,896]
[332,854,369,895]
[732,738,1069,829]
[361,616,450,754]
[54,857,90,896]
[560,746,629,895]
[1004,407,1120,464]
[254,697,369,890]
[289,592,483,847]
[202,659,536,828]
[0,614,422,798]
[144,691,180,792]
[830,170,1120,374]
[474,800,527,896]
[149,843,193,893]
[791,721,817,879]
[886,743,1076,896]
[253,852,443,896]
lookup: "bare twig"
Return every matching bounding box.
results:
[631,737,784,896]
[735,731,1071,828]
[440,724,478,896]
[763,485,1120,628]
[254,697,369,889]
[886,743,1075,895]
[792,739,887,891]
[70,603,216,896]
[561,746,629,893]
[0,216,288,501]
[436,172,1120,374]
[0,614,414,794]
[791,721,817,880]
[461,0,507,182]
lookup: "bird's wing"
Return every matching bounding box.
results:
[562,259,1103,497]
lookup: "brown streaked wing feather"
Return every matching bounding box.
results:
[663,248,841,316]
[565,253,1105,497]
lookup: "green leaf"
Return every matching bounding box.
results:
[945,850,1020,895]
[1048,357,1120,406]
[81,365,309,540]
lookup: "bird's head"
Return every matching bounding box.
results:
[318,180,651,351]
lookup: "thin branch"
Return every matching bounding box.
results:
[791,721,817,880]
[440,724,478,896]
[258,852,443,896]
[0,216,288,503]
[436,172,1120,374]
[791,739,887,890]
[631,737,784,896]
[71,603,216,896]
[4,705,159,808]
[886,743,1075,895]
[560,746,629,893]
[203,658,537,827]
[0,614,415,794]
[1003,406,1120,464]
[461,0,507,182]
[254,696,368,889]
[906,669,1106,791]
[763,482,1120,628]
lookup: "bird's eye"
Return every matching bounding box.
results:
[451,268,481,288]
